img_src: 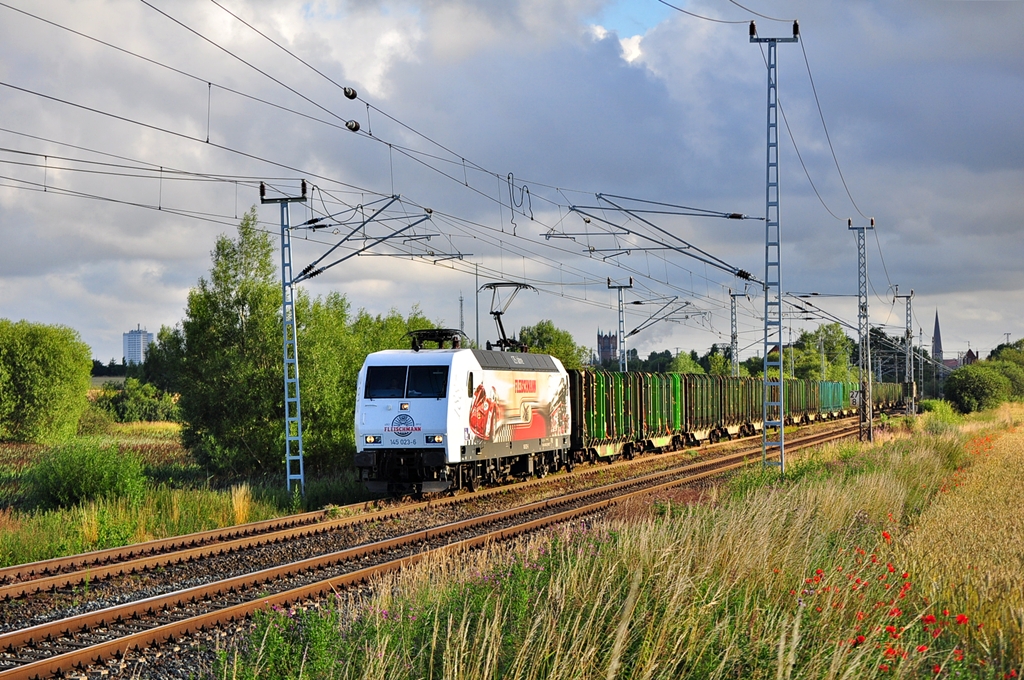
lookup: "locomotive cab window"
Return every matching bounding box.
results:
[365,366,408,399]
[407,366,449,398]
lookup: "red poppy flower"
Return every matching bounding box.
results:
[856,635,866,644]
[923,614,937,624]
[933,665,941,674]
[887,563,896,573]
[942,609,950,616]
[917,645,929,653]
[889,607,902,617]
[815,568,823,575]
[931,628,942,638]
[956,614,969,625]
[880,664,890,672]
[882,531,892,543]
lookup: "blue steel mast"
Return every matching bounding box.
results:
[750,21,799,473]
[260,181,308,495]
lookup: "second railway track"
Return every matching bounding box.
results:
[0,423,860,680]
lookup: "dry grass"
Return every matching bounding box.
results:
[899,405,1024,662]
[231,483,252,525]
[220,407,1024,679]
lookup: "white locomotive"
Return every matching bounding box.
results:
[354,330,570,493]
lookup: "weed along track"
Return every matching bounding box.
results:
[0,424,860,679]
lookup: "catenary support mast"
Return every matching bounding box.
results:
[261,182,308,495]
[849,218,875,442]
[895,287,915,415]
[608,277,633,372]
[750,21,798,473]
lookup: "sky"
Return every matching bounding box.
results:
[0,0,1021,367]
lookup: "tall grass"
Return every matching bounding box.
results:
[219,414,1023,679]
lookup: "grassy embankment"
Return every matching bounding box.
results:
[0,422,365,567]
[219,404,1024,679]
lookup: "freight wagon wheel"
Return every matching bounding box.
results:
[467,472,478,492]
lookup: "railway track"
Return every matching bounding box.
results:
[0,423,860,679]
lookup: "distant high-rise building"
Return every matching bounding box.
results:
[123,325,154,365]
[597,329,617,365]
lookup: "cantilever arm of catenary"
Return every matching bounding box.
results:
[295,195,399,279]
[597,195,757,283]
[293,213,431,284]
[569,206,761,286]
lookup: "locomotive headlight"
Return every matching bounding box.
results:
[425,435,444,444]
[364,435,382,444]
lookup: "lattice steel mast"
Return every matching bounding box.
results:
[608,277,633,372]
[260,181,308,495]
[750,21,798,473]
[849,217,875,442]
[894,286,915,415]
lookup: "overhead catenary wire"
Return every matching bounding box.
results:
[2,4,807,353]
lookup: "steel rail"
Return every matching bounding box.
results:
[0,425,859,679]
[0,416,861,599]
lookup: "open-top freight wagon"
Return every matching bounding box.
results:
[354,337,902,493]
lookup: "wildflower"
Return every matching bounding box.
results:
[857,611,866,621]
[923,614,937,624]
[942,609,950,616]
[887,563,896,573]
[816,568,824,575]
[956,614,969,625]
[931,628,942,638]
[880,663,890,672]
[889,607,902,617]
[917,645,929,653]
[934,665,942,674]
[882,531,892,543]
[855,635,866,645]
[902,572,910,579]
[953,649,964,662]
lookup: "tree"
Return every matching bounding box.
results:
[175,208,283,474]
[0,320,92,443]
[149,208,442,474]
[519,320,590,370]
[986,360,1024,399]
[298,296,436,470]
[671,351,705,374]
[944,363,1010,413]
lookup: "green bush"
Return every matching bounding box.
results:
[77,403,115,435]
[944,363,1010,413]
[0,319,92,443]
[988,360,1024,399]
[919,399,962,435]
[93,378,179,423]
[26,441,146,509]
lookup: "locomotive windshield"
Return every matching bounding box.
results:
[365,366,407,399]
[407,366,449,398]
[365,365,449,399]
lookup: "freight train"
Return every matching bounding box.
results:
[354,331,902,494]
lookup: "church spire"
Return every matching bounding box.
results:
[932,310,943,362]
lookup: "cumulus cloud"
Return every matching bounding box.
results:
[0,0,1020,361]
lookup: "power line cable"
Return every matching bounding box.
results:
[725,0,791,22]
[798,37,868,221]
[657,0,747,24]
